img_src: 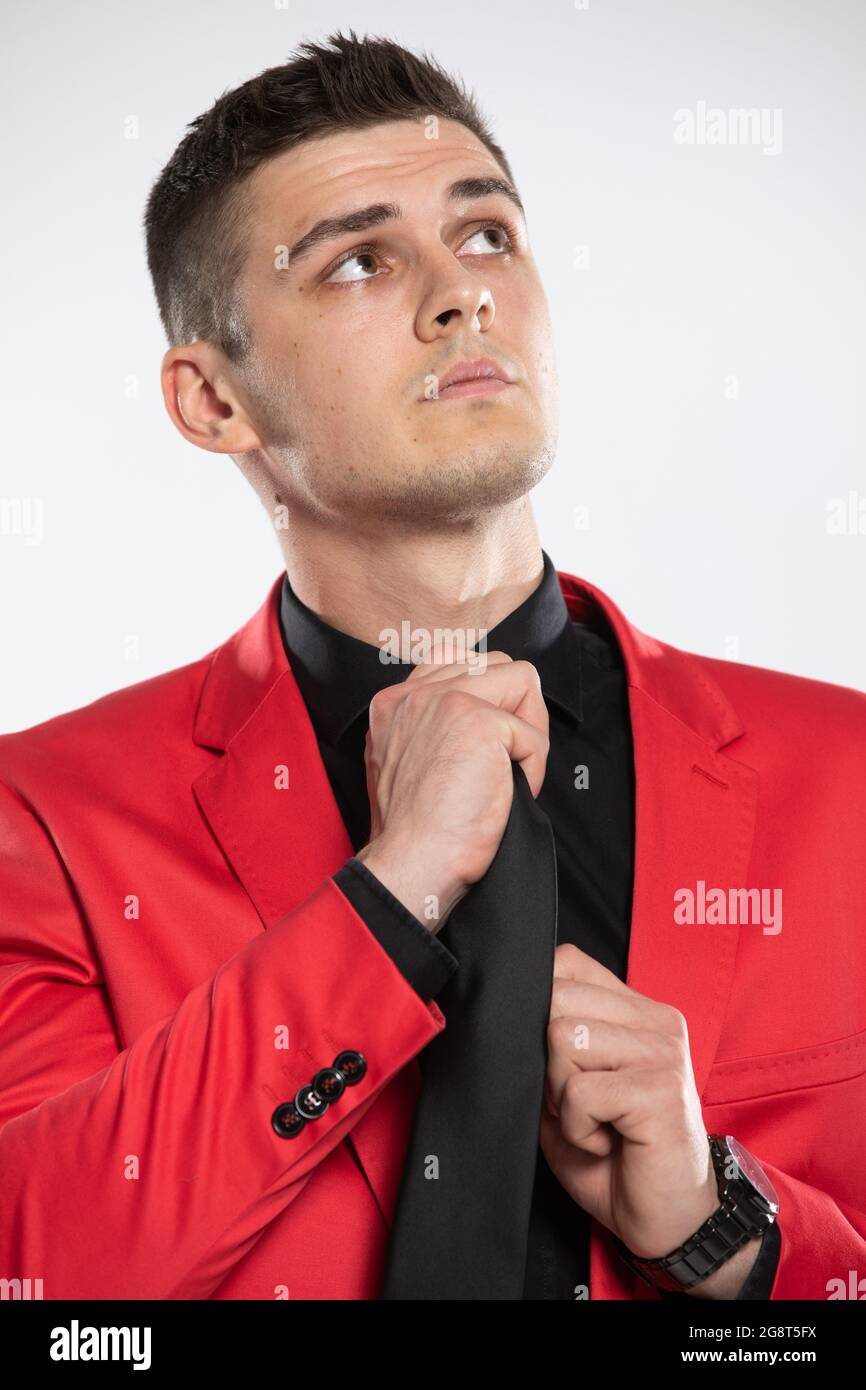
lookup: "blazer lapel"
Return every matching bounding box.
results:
[191,577,353,918]
[556,572,759,1299]
[189,574,425,1227]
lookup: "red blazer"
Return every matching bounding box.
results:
[1,568,864,1301]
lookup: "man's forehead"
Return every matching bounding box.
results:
[250,117,505,224]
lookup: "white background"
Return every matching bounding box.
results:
[1,0,864,733]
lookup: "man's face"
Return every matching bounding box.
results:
[236,117,559,525]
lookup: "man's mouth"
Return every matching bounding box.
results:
[422,356,515,402]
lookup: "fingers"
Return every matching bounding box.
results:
[545,1015,677,1112]
[550,941,646,1002]
[402,649,513,683]
[492,706,551,798]
[550,976,684,1038]
[556,1067,674,1149]
[370,653,549,750]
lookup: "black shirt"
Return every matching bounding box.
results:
[277,550,779,1300]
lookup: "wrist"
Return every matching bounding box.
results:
[612,1134,780,1296]
[622,1160,720,1260]
[682,1232,763,1299]
[356,840,464,930]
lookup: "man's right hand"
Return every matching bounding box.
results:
[355,652,550,931]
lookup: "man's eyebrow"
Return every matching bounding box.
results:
[285,176,526,269]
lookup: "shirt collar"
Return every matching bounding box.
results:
[278,549,617,745]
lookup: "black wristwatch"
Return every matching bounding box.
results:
[611,1134,780,1293]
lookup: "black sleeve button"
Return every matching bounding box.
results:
[272,1052,367,1139]
[272,1102,305,1139]
[333,1050,367,1084]
[295,1082,329,1120]
[311,1066,346,1102]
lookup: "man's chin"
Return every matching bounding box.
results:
[367,445,556,525]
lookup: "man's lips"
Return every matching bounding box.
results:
[421,356,515,402]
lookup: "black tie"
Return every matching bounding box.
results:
[378,762,559,1299]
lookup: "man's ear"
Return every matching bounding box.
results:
[160,340,262,454]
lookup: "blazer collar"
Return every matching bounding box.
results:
[193,566,744,757]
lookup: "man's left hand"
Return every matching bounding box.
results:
[539,942,760,1298]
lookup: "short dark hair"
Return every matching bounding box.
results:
[143,29,515,364]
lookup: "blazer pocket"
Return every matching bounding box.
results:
[703,1026,866,1106]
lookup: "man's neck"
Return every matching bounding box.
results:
[279,502,545,650]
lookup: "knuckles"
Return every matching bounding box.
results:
[661,1005,690,1045]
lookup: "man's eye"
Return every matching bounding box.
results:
[461,223,514,255]
[325,248,381,284]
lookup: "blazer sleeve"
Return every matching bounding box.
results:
[0,778,446,1300]
[755,1159,866,1299]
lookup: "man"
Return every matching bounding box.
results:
[1,31,864,1302]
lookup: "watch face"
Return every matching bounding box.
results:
[726,1135,781,1211]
